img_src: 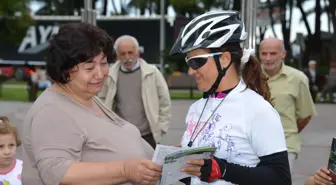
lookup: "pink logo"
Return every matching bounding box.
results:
[186,111,207,137]
[17,174,21,180]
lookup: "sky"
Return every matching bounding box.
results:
[29,0,332,42]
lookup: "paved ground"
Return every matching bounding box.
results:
[1,100,335,185]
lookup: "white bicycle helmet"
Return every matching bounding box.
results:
[170,11,247,56]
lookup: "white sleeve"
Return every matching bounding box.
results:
[249,104,288,157]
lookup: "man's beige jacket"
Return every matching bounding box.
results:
[98,58,171,142]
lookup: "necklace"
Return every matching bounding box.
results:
[187,95,227,147]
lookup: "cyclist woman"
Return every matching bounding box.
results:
[170,11,291,185]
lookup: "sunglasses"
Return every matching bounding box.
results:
[185,52,223,70]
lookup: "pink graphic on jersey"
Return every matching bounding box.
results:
[186,111,207,137]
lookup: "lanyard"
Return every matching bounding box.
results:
[187,95,227,147]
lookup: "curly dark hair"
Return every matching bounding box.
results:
[47,22,114,84]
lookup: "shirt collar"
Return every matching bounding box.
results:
[203,79,247,99]
[262,62,287,80]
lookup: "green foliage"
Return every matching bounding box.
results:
[163,48,188,74]
[169,0,202,16]
[0,0,34,44]
[125,0,231,17]
[34,0,87,15]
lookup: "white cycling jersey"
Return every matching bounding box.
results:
[181,80,287,185]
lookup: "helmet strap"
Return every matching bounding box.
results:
[207,56,233,95]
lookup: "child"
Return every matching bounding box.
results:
[0,117,22,185]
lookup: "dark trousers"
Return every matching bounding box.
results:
[142,133,157,149]
[309,86,317,102]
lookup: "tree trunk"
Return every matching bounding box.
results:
[297,0,314,65]
[297,0,312,36]
[259,26,267,42]
[314,0,321,49]
[267,0,278,38]
[102,0,108,15]
[329,0,336,38]
[92,0,96,10]
[280,0,292,59]
[232,0,241,11]
[111,0,119,15]
[148,0,152,15]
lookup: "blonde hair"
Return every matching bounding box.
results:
[0,117,21,147]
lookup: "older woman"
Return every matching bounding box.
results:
[21,23,161,185]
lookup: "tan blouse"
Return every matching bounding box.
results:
[21,89,154,185]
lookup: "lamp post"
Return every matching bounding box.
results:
[81,0,97,26]
[159,0,165,75]
[241,0,257,50]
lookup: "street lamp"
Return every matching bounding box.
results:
[159,0,165,75]
[81,0,97,26]
[241,0,258,50]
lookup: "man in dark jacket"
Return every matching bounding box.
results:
[304,60,321,102]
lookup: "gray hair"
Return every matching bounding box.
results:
[260,38,286,51]
[113,35,140,54]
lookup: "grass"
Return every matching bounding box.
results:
[170,91,202,99]
[0,88,43,102]
[1,87,335,104]
[0,88,30,102]
[0,87,202,102]
[3,80,26,85]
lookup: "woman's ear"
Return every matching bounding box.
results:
[220,51,232,68]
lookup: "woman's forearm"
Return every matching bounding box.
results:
[60,161,127,185]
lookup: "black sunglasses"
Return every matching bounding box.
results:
[185,51,240,70]
[185,52,223,70]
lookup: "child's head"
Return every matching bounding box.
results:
[0,117,20,166]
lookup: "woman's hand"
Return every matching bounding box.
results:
[312,168,334,185]
[123,159,162,185]
[181,159,204,177]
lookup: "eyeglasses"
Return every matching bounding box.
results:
[185,52,223,70]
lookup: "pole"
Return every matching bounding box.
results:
[84,0,92,9]
[241,0,257,50]
[82,0,96,26]
[251,0,257,50]
[159,0,165,75]
[241,0,246,24]
[248,0,253,48]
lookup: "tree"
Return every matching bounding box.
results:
[297,0,323,63]
[125,0,232,17]
[0,0,34,44]
[34,0,98,15]
[278,0,294,59]
[328,0,336,38]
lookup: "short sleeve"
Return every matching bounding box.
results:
[295,79,317,119]
[31,105,86,185]
[249,104,288,157]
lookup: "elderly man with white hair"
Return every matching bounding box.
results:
[99,35,171,149]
